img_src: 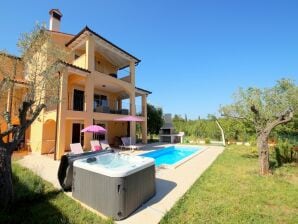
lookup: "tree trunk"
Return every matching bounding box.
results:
[215,120,226,146]
[0,147,13,209]
[257,133,270,175]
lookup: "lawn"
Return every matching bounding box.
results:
[2,146,297,224]
[160,145,298,224]
[0,163,113,224]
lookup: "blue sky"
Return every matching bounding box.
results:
[1,0,297,119]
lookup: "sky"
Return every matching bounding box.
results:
[0,0,297,119]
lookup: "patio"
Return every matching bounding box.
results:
[18,143,224,224]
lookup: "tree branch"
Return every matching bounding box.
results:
[0,78,7,89]
[0,126,16,139]
[18,100,34,126]
[250,104,261,122]
[221,113,253,123]
[264,108,294,133]
[11,103,46,150]
[25,103,46,128]
[3,111,12,128]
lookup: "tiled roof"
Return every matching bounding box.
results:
[47,29,74,37]
[0,52,21,60]
[65,26,141,63]
[59,61,91,73]
[13,79,28,85]
[135,87,152,94]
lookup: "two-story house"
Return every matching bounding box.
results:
[1,9,151,159]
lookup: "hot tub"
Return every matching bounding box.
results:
[73,152,155,220]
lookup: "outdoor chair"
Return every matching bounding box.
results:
[70,143,84,154]
[99,140,112,150]
[90,140,102,151]
[120,137,140,151]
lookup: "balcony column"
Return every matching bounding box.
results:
[117,99,122,110]
[129,61,135,86]
[130,92,136,144]
[141,94,148,144]
[83,74,94,149]
[83,35,95,149]
[83,118,93,150]
[56,73,68,159]
[86,35,95,71]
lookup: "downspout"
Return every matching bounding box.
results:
[54,72,61,160]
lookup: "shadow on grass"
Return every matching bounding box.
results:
[0,173,69,224]
[269,160,278,171]
[241,153,259,159]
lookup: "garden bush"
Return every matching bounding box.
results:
[274,139,296,166]
[204,138,210,144]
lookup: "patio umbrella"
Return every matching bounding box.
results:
[81,125,106,134]
[114,115,144,144]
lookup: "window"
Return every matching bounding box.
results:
[94,94,108,108]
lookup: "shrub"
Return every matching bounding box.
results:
[184,138,190,144]
[204,138,210,144]
[248,136,257,147]
[250,146,258,154]
[274,139,295,166]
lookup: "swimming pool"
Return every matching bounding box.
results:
[140,145,201,167]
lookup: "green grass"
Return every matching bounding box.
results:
[160,145,298,224]
[0,163,113,224]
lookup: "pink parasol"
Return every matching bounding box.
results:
[81,125,106,134]
[114,115,144,122]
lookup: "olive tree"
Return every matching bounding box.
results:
[0,25,67,209]
[220,79,298,175]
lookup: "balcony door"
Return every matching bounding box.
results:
[94,94,108,112]
[72,123,84,145]
[93,122,106,141]
[73,89,84,111]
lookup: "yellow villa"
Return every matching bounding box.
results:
[0,9,151,159]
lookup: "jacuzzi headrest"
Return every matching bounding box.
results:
[86,157,97,163]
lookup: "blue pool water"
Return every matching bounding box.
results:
[140,146,200,166]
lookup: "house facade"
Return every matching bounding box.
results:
[1,9,150,159]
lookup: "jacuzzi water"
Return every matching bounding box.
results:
[74,153,155,177]
[140,146,201,166]
[96,153,131,168]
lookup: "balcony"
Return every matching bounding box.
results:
[94,106,129,115]
[93,102,144,116]
[94,100,130,115]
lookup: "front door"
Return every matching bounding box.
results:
[72,123,84,145]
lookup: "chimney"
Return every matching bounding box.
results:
[49,9,63,31]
